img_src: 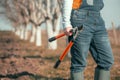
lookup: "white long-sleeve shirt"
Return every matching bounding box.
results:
[62,0,104,29]
[62,0,73,29]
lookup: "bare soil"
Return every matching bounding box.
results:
[0,31,120,80]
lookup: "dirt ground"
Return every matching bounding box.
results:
[0,31,120,80]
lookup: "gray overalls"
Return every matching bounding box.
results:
[70,0,114,80]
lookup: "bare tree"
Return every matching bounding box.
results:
[112,22,118,45]
[6,0,30,40]
[14,0,30,40]
[43,0,62,49]
[6,0,22,35]
[29,0,45,46]
[5,0,62,49]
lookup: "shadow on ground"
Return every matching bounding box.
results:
[0,71,65,80]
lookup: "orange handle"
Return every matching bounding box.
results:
[55,33,65,39]
[49,33,65,42]
[59,41,74,61]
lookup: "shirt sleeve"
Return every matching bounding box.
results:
[62,0,73,29]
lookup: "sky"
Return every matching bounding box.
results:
[0,0,120,30]
[101,0,120,29]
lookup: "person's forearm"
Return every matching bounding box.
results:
[62,0,73,28]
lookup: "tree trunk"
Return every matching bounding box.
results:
[112,22,118,45]
[36,26,42,46]
[17,28,21,37]
[20,26,24,40]
[15,27,20,36]
[30,25,36,43]
[55,14,61,35]
[46,20,57,50]
[24,26,28,40]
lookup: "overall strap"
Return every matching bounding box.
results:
[72,0,82,9]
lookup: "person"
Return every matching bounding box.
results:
[62,0,114,80]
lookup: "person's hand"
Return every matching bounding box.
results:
[64,27,73,36]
